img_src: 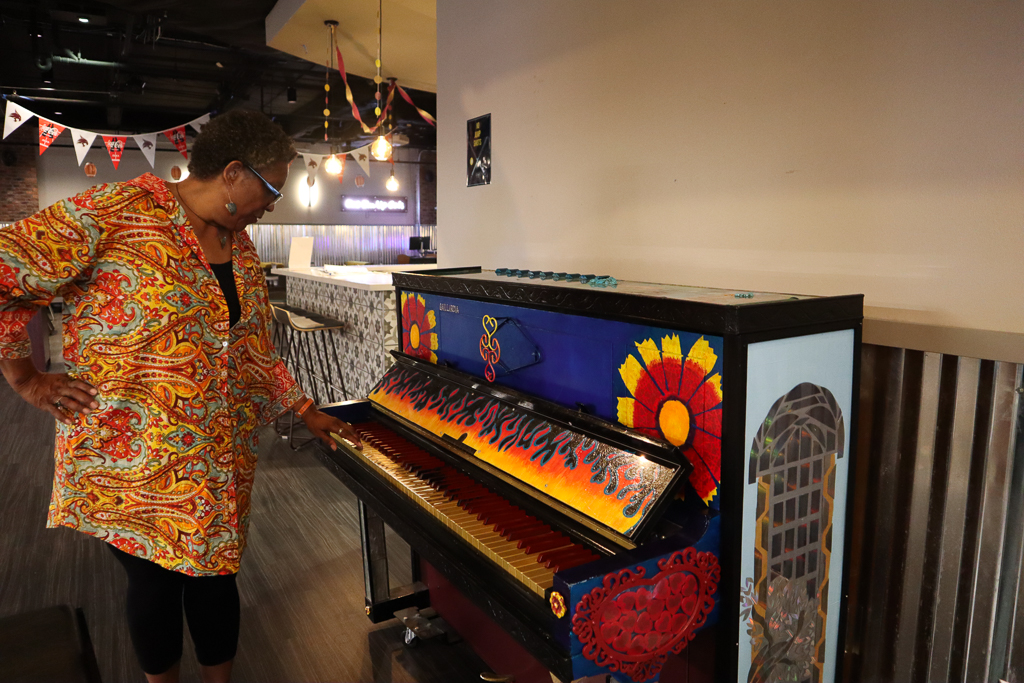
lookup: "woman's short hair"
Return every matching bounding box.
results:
[188,110,297,179]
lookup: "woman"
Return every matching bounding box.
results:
[0,110,361,683]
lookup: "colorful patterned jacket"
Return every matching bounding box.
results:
[0,173,303,575]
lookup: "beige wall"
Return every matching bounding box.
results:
[436,1,1024,333]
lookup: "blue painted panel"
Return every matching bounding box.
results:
[402,292,723,426]
[398,292,727,507]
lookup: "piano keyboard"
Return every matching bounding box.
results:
[338,423,601,598]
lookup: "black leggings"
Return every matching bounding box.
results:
[108,544,240,674]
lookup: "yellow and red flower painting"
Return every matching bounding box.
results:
[401,292,438,363]
[617,335,723,505]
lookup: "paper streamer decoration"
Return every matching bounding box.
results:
[3,101,32,139]
[133,134,157,168]
[70,129,97,166]
[164,126,188,158]
[334,47,396,135]
[103,135,127,169]
[396,84,436,127]
[38,119,65,154]
[334,47,435,133]
[188,113,210,133]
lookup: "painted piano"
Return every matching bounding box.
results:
[314,268,862,683]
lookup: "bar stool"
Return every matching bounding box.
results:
[271,303,348,450]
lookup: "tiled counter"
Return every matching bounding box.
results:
[272,266,435,400]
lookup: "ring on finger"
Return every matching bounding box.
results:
[54,398,63,409]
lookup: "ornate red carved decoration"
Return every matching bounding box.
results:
[571,548,720,682]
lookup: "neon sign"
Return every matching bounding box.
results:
[341,195,408,212]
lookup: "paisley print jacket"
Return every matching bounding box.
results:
[0,173,303,575]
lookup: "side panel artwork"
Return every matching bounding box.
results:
[738,331,854,683]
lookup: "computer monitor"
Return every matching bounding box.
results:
[409,236,431,251]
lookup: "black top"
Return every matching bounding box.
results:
[209,261,240,328]
[392,269,863,336]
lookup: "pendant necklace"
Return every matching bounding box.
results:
[174,185,229,249]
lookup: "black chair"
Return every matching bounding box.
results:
[271,304,348,450]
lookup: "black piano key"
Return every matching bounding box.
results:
[478,507,523,525]
[520,535,573,555]
[494,518,539,535]
[513,528,559,547]
[463,498,511,514]
[535,545,578,566]
[548,552,600,573]
[448,483,491,498]
[538,545,595,568]
[504,524,551,542]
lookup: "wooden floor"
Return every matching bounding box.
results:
[0,334,488,682]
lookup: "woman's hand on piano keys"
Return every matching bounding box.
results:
[300,409,363,451]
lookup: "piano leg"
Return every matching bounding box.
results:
[358,500,430,623]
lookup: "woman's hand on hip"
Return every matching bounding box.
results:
[300,409,362,451]
[8,367,98,425]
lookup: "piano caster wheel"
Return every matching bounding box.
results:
[403,627,420,648]
[480,674,515,682]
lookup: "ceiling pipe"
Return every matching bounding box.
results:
[52,54,126,69]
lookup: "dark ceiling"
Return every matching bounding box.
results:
[0,0,437,149]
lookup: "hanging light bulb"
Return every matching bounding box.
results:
[324,154,343,175]
[371,134,392,161]
[386,169,399,192]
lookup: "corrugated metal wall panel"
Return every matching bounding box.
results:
[844,345,1023,683]
[246,224,438,266]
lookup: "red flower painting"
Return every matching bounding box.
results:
[401,292,438,363]
[618,336,723,505]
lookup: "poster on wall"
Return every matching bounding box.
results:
[467,113,490,187]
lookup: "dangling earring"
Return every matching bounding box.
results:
[225,187,237,216]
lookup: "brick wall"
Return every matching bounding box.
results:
[0,125,39,222]
[418,151,437,225]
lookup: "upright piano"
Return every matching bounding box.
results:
[314,268,862,683]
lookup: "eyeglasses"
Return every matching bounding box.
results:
[243,163,283,205]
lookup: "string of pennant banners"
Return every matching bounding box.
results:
[3,98,389,186]
[5,55,435,185]
[2,99,210,170]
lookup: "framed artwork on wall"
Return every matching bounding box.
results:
[467,113,491,186]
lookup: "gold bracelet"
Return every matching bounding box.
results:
[295,397,315,417]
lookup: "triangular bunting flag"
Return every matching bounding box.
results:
[300,154,323,182]
[102,135,127,169]
[3,101,33,139]
[163,126,188,158]
[133,134,157,168]
[69,129,97,166]
[347,144,371,179]
[38,118,65,154]
[188,113,210,133]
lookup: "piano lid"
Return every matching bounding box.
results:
[368,354,691,544]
